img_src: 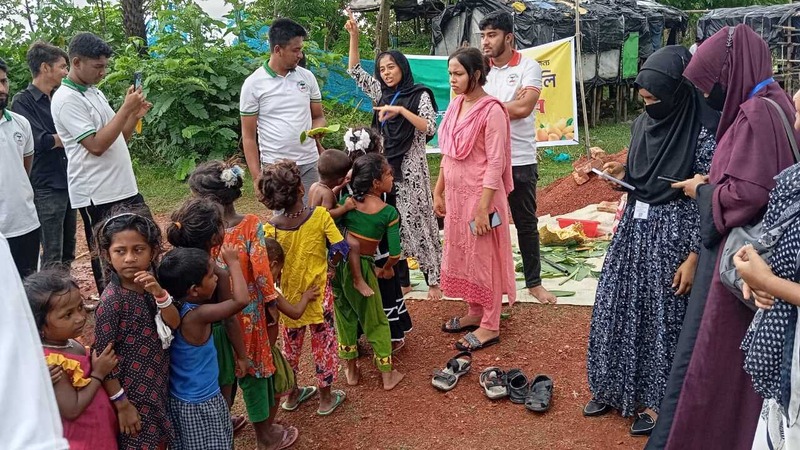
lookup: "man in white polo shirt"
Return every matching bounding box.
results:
[0,233,69,450]
[52,32,151,293]
[0,58,41,277]
[481,11,557,304]
[240,18,327,203]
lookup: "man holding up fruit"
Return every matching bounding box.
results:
[240,18,327,203]
[480,11,556,304]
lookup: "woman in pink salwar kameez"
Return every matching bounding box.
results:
[434,47,517,351]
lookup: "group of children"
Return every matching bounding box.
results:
[26,126,407,449]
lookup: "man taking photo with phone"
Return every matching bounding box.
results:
[51,32,152,294]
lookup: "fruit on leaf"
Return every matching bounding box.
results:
[300,124,341,143]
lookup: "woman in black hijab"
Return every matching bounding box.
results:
[345,13,443,304]
[583,46,720,436]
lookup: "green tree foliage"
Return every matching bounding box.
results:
[248,0,349,51]
[0,0,126,94]
[104,0,262,178]
[1,0,378,179]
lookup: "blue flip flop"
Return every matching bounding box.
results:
[316,389,346,416]
[280,386,318,411]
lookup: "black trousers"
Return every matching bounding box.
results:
[78,193,151,294]
[508,163,542,288]
[8,227,40,278]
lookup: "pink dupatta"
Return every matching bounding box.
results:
[439,94,514,193]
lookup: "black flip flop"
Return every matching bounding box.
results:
[454,332,499,351]
[441,317,478,334]
[507,368,529,404]
[525,374,553,413]
[630,412,656,436]
[583,399,611,417]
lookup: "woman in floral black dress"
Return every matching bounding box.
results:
[585,46,719,436]
[345,12,443,301]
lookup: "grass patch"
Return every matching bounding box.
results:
[133,163,265,216]
[134,121,632,216]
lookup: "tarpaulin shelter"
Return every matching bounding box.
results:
[430,0,685,126]
[697,4,800,95]
[431,0,686,86]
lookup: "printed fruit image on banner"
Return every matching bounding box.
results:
[519,36,579,147]
[369,37,578,153]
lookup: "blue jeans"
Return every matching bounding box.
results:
[33,188,77,269]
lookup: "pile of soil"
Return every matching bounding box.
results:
[537,150,628,217]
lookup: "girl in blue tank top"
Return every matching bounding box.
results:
[157,244,250,450]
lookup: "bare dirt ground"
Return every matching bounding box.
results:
[73,213,643,450]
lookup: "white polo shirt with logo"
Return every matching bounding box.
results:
[485,50,543,166]
[51,78,139,209]
[240,62,322,166]
[0,110,40,238]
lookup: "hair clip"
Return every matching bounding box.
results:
[220,165,244,187]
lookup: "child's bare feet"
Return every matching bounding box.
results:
[354,277,374,297]
[427,285,443,301]
[345,360,360,386]
[401,285,413,296]
[382,370,405,390]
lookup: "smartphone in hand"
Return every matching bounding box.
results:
[657,175,683,184]
[133,71,143,90]
[591,168,636,191]
[469,211,501,235]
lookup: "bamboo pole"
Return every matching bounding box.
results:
[575,0,591,154]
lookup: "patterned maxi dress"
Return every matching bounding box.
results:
[94,278,174,449]
[348,64,443,285]
[587,128,716,417]
[743,163,800,449]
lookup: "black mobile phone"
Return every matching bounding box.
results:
[133,71,143,90]
[657,175,683,184]
[469,211,502,235]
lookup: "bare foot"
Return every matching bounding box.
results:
[382,370,405,390]
[529,285,557,304]
[354,277,374,297]
[427,285,443,301]
[401,285,413,296]
[345,360,360,386]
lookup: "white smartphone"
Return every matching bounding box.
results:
[469,211,502,235]
[591,168,636,191]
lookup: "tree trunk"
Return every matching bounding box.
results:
[376,0,391,53]
[23,0,36,32]
[121,0,148,51]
